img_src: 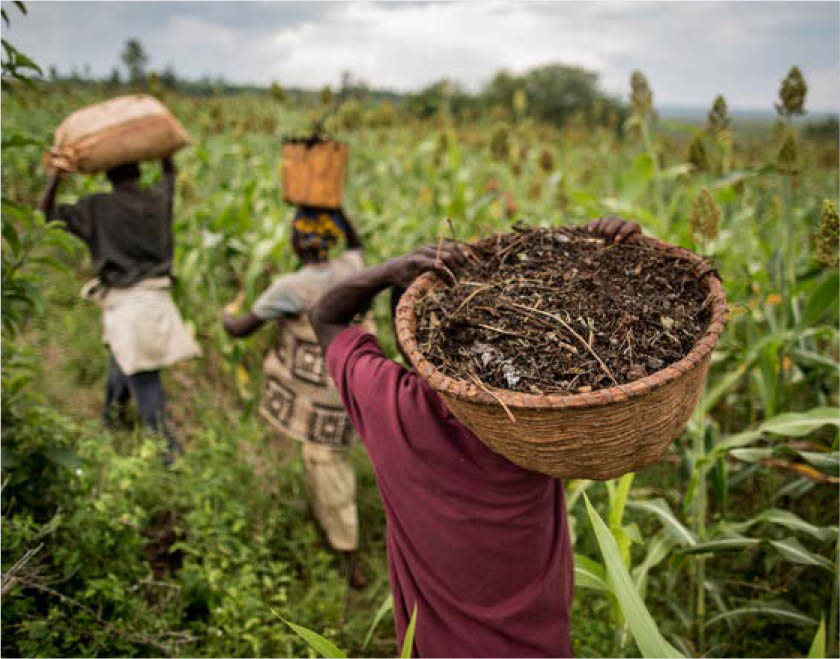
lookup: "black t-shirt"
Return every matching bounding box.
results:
[57,173,174,287]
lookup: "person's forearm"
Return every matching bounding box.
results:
[222,311,266,338]
[37,173,61,219]
[309,263,392,351]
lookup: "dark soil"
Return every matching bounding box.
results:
[415,225,713,394]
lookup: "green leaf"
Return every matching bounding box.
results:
[279,616,347,658]
[1,133,44,149]
[627,499,697,547]
[681,535,761,554]
[759,408,840,437]
[574,553,609,592]
[363,593,393,649]
[400,603,418,659]
[768,537,835,572]
[807,615,826,659]
[705,599,817,628]
[731,508,838,544]
[801,272,839,329]
[45,447,81,471]
[583,494,685,658]
[632,532,674,597]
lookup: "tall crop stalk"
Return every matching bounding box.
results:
[692,420,708,654]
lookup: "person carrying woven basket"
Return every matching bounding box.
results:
[308,217,641,656]
[222,205,371,589]
[38,158,200,465]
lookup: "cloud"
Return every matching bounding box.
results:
[3,0,838,110]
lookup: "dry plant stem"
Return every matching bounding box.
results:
[0,543,44,599]
[510,301,619,386]
[468,371,517,423]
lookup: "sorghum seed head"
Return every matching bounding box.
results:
[687,133,709,172]
[815,199,839,269]
[775,66,807,118]
[689,188,720,242]
[630,70,653,116]
[707,95,731,133]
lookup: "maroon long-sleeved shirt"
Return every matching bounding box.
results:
[326,327,574,658]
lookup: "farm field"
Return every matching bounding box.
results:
[2,69,839,658]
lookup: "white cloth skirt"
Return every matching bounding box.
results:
[83,276,201,375]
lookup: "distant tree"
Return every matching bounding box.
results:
[480,64,624,130]
[48,65,58,81]
[525,64,618,128]
[270,81,286,103]
[320,85,334,106]
[160,63,178,89]
[121,38,148,84]
[107,67,121,87]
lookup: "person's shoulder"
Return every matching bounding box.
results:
[69,191,110,212]
[332,248,364,273]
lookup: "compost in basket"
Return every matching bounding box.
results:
[415,225,714,395]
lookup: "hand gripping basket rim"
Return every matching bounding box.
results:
[395,233,727,417]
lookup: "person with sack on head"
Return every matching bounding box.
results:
[38,157,200,465]
[222,205,371,589]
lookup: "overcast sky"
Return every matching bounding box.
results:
[3,1,838,111]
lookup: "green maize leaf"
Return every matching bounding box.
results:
[768,537,835,572]
[807,615,826,659]
[681,535,761,554]
[723,508,838,543]
[792,348,840,370]
[633,532,674,596]
[574,553,609,592]
[729,448,773,462]
[278,616,347,658]
[801,272,839,329]
[759,407,840,437]
[607,473,635,529]
[713,408,840,460]
[705,599,817,628]
[363,593,393,649]
[583,494,685,658]
[401,603,418,658]
[627,499,697,547]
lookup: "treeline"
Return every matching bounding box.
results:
[42,38,625,131]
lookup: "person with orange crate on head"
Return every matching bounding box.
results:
[221,205,370,589]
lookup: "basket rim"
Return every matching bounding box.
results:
[395,230,728,410]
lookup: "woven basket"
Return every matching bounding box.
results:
[281,139,348,209]
[395,233,728,480]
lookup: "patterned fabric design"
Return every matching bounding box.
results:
[292,336,329,386]
[307,403,354,447]
[264,375,296,427]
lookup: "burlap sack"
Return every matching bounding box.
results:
[44,95,190,173]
